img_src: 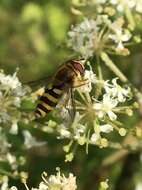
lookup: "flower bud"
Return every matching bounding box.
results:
[119,128,127,136]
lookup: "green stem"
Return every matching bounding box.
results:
[86,129,91,154]
[125,6,135,30]
[95,56,103,99]
[97,55,103,80]
[101,52,128,83]
[0,169,16,178]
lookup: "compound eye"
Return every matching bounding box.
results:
[73,61,85,75]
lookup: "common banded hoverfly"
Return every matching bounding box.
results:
[34,59,87,118]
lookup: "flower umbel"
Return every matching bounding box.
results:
[68,16,131,58]
[10,169,77,190]
[0,69,30,125]
[47,65,134,158]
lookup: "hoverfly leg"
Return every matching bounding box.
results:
[73,78,89,88]
[70,88,76,121]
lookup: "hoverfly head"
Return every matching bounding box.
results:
[71,59,85,76]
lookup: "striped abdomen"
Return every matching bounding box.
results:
[35,86,63,118]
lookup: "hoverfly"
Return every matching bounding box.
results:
[32,59,87,119]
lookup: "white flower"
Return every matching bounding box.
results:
[1,176,8,190]
[94,94,118,120]
[0,112,10,123]
[76,124,86,133]
[135,0,142,13]
[135,182,142,190]
[10,120,18,135]
[90,133,100,144]
[38,182,48,190]
[0,70,29,126]
[10,187,18,190]
[100,124,113,133]
[85,69,96,83]
[117,1,135,12]
[47,170,77,190]
[13,97,21,107]
[0,69,27,97]
[109,28,131,51]
[67,15,131,58]
[11,170,77,190]
[6,153,16,165]
[110,0,142,13]
[104,78,131,102]
[79,68,96,93]
[23,130,46,149]
[48,175,62,189]
[6,153,17,170]
[62,173,77,190]
[0,71,21,91]
[100,179,109,189]
[59,126,71,138]
[68,18,98,58]
[74,124,86,140]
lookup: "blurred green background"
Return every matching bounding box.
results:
[0,1,142,190]
[0,0,72,83]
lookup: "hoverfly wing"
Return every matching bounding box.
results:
[53,88,75,121]
[59,88,76,121]
[23,76,53,91]
[69,87,76,120]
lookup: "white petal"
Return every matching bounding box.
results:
[100,124,113,133]
[94,103,102,110]
[60,129,71,138]
[118,92,125,102]
[107,111,117,121]
[90,133,100,144]
[97,111,105,118]
[135,183,142,190]
[117,42,124,50]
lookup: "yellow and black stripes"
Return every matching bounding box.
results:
[35,86,63,118]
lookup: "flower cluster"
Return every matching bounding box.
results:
[8,171,109,190]
[68,18,98,59]
[0,70,46,179]
[72,0,142,14]
[108,0,142,13]
[46,65,136,161]
[65,2,141,161]
[0,128,19,171]
[0,172,110,190]
[68,16,132,59]
[1,0,142,188]
[10,169,77,190]
[0,69,27,125]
